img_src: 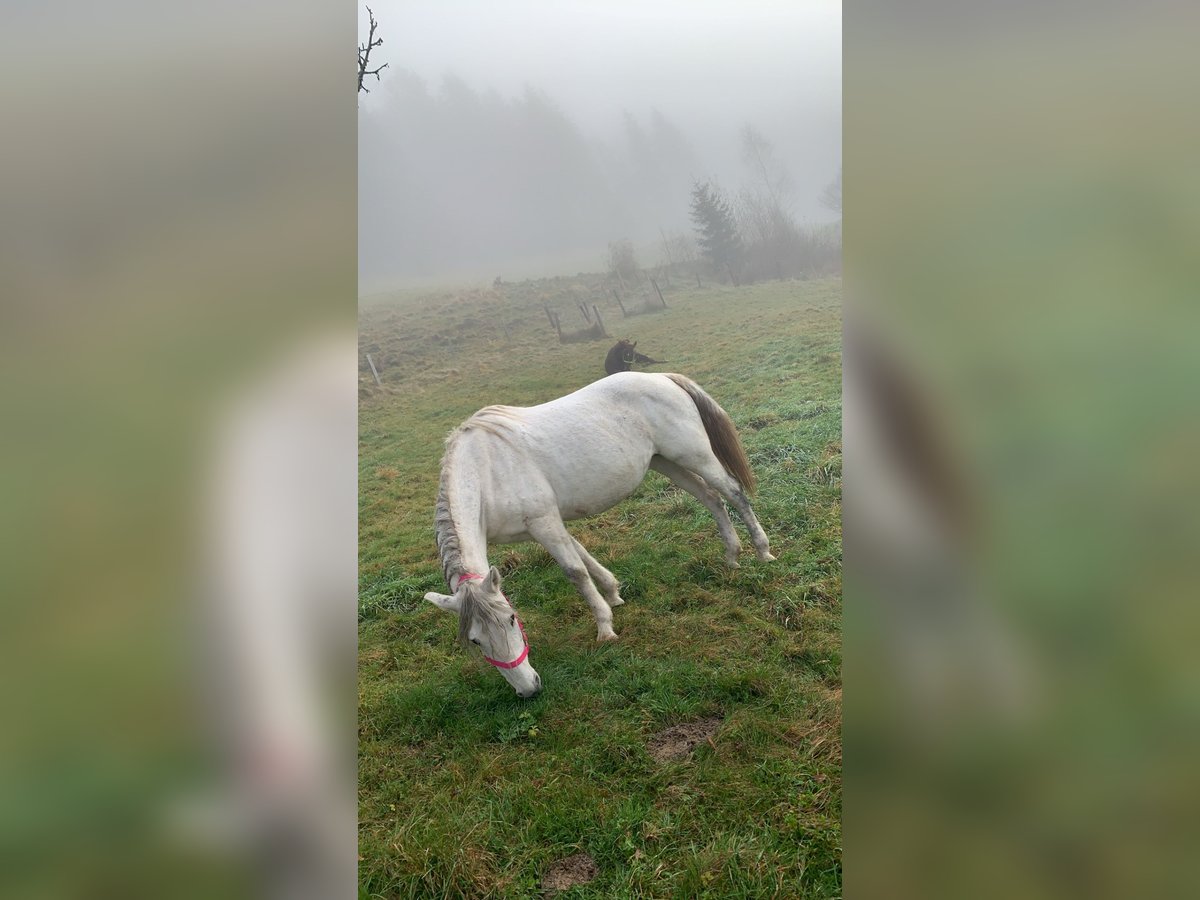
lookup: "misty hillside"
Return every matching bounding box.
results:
[360,71,838,288]
[360,73,703,284]
[358,2,839,290]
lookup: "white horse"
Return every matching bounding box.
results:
[423,371,774,697]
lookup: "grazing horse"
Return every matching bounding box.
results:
[423,371,774,697]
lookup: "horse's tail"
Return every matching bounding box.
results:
[665,374,757,494]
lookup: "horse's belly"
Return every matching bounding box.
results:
[553,460,648,521]
[485,479,639,543]
[486,421,655,536]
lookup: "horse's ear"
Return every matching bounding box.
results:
[485,566,503,591]
[424,592,461,613]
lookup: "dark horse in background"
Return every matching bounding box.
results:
[604,339,665,376]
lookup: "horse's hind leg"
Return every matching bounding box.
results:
[570,537,625,608]
[526,515,618,641]
[650,456,743,567]
[665,452,775,562]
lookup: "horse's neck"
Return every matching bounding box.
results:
[437,459,490,588]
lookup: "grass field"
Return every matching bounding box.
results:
[358,274,842,898]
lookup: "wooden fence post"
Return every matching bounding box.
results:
[651,278,667,308]
[592,305,607,338]
[545,305,563,342]
[366,353,382,387]
[613,288,627,317]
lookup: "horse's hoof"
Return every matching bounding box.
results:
[608,595,625,607]
[724,556,741,568]
[758,552,777,562]
[597,628,618,642]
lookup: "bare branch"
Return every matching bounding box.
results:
[741,124,794,210]
[358,6,387,94]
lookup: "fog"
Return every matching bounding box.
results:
[359,1,841,289]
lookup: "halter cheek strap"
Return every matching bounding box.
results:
[456,572,529,669]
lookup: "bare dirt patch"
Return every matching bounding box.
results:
[647,716,724,762]
[540,852,598,894]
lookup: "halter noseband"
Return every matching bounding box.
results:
[456,572,529,669]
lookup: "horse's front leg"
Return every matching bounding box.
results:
[570,537,624,608]
[527,516,618,641]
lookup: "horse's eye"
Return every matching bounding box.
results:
[509,615,515,626]
[470,638,481,645]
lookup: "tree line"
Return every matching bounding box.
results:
[686,126,840,285]
[613,127,841,287]
[360,72,701,282]
[360,64,838,285]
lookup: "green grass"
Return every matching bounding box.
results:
[359,275,842,898]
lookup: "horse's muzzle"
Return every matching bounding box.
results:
[519,673,542,699]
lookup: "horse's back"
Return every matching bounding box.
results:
[523,372,698,438]
[558,371,689,410]
[462,373,703,455]
[477,373,699,526]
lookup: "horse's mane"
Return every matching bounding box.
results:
[458,405,525,439]
[434,403,527,597]
[435,405,525,585]
[433,475,462,589]
[433,468,516,653]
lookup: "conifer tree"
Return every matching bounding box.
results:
[689,181,744,285]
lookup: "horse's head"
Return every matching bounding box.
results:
[425,567,541,698]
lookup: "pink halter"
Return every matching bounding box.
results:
[456,572,529,669]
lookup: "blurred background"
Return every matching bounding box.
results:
[1,1,355,897]
[845,2,1200,897]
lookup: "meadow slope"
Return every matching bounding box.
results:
[359,275,842,898]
